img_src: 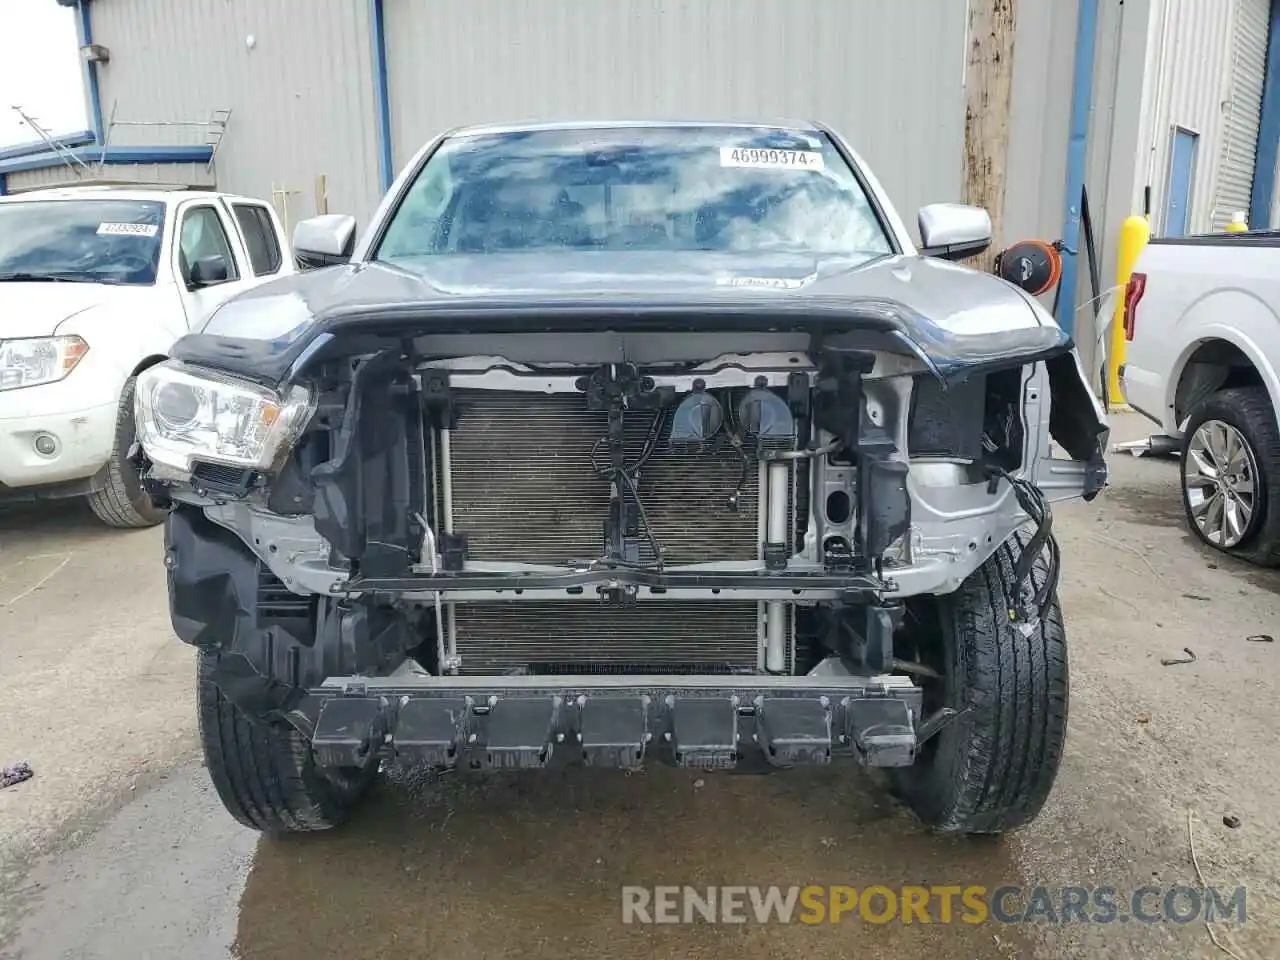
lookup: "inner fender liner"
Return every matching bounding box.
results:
[165,505,413,719]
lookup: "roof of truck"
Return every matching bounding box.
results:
[444,118,824,138]
[0,184,267,206]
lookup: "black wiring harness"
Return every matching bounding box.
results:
[985,466,1061,626]
[586,388,755,569]
[589,409,668,570]
[719,388,754,512]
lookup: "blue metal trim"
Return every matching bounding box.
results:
[77,1,105,142]
[0,145,213,176]
[370,0,394,192]
[0,174,7,197]
[1054,0,1101,337]
[1249,0,1280,228]
[0,131,95,162]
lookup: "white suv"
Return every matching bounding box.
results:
[0,185,293,526]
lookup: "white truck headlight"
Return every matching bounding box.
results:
[134,361,314,473]
[0,336,89,391]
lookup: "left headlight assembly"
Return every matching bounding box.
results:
[0,336,89,391]
[134,361,315,473]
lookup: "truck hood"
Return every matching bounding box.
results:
[0,282,155,339]
[179,251,1069,384]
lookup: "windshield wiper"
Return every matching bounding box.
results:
[0,272,100,284]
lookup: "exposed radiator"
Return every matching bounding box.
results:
[451,601,765,675]
[444,390,764,566]
[438,389,806,676]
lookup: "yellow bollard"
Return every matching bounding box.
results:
[1225,211,1248,233]
[1107,215,1150,406]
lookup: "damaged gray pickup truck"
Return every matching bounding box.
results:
[134,121,1108,835]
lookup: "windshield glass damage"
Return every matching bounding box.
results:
[0,199,167,286]
[374,126,895,263]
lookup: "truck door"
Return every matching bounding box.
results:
[173,200,256,328]
[225,199,293,286]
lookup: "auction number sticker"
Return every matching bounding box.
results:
[97,222,159,237]
[717,275,809,289]
[720,146,825,171]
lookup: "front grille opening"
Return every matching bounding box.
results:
[192,461,253,491]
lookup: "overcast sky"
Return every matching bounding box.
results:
[0,2,88,147]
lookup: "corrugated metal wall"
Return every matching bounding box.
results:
[88,0,383,227]
[5,161,215,193]
[1213,0,1271,228]
[1136,0,1237,235]
[383,0,970,242]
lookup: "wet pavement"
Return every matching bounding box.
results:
[3,413,1280,960]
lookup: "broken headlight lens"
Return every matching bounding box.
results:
[134,361,314,473]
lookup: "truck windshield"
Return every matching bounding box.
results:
[0,199,167,286]
[374,126,894,262]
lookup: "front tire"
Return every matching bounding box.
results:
[87,376,167,529]
[1180,387,1280,567]
[197,652,376,833]
[890,531,1068,835]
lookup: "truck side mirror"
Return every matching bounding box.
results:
[188,254,230,289]
[293,214,357,270]
[918,203,993,261]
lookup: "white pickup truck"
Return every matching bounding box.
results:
[0,185,292,527]
[1121,230,1280,565]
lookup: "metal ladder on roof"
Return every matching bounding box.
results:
[99,102,232,171]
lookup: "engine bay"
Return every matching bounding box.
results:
[155,330,1109,683]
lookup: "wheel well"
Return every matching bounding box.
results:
[131,354,169,377]
[1174,340,1263,426]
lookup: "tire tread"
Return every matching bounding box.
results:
[892,529,1068,834]
[196,652,372,833]
[87,376,166,529]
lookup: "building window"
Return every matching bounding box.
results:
[233,203,284,276]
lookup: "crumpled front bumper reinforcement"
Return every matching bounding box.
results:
[303,673,924,772]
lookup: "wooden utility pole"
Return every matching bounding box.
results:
[963,0,1017,269]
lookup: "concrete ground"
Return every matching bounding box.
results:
[1,412,1278,960]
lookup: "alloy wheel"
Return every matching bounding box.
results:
[1184,419,1258,548]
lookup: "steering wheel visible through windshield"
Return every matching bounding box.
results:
[0,199,166,286]
[374,126,894,263]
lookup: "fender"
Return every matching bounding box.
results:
[1164,295,1280,432]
